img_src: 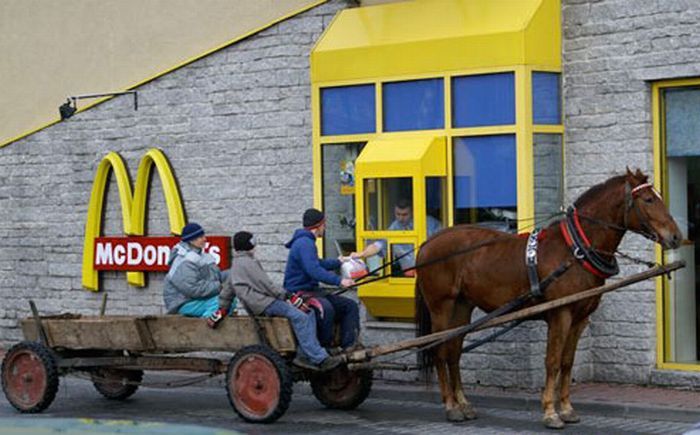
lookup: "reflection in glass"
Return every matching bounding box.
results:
[426,177,446,237]
[533,134,563,227]
[453,135,517,232]
[322,143,365,258]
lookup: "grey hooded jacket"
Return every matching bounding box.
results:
[219,251,287,315]
[163,241,228,314]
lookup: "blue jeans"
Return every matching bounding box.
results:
[178,295,235,317]
[264,300,329,365]
[313,294,359,349]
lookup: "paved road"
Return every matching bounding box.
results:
[1,376,696,434]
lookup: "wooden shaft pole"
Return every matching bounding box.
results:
[353,261,684,362]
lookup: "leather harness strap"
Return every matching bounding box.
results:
[525,230,543,298]
[560,207,619,279]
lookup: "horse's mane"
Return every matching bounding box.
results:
[573,174,627,208]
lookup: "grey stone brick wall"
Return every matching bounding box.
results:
[0,0,350,349]
[563,0,700,384]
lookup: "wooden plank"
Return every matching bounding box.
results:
[21,315,296,354]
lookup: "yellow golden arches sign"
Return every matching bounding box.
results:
[82,149,185,291]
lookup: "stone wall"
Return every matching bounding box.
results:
[0,0,349,348]
[562,0,700,384]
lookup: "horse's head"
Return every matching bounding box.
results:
[623,168,682,250]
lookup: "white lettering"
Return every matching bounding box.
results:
[127,242,143,266]
[208,246,221,265]
[143,245,157,266]
[95,242,113,265]
[158,246,170,266]
[114,245,126,266]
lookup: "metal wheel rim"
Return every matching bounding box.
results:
[2,349,48,409]
[231,354,281,419]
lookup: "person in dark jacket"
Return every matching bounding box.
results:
[210,231,342,370]
[284,208,359,350]
[163,223,229,316]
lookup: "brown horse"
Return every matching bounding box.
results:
[415,169,682,429]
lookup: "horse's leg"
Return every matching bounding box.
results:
[431,299,463,422]
[558,317,588,424]
[447,300,477,420]
[542,309,572,430]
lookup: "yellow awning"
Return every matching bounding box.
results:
[355,136,446,178]
[311,0,560,83]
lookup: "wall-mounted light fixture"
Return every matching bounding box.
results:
[59,91,138,120]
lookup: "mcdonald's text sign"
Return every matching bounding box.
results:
[94,237,230,271]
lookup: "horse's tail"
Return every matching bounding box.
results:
[415,278,433,381]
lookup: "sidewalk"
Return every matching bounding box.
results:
[364,380,700,423]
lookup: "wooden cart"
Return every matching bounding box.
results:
[1,262,683,424]
[1,312,372,423]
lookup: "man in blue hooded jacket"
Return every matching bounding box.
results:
[284,208,359,350]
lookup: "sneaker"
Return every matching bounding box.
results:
[319,355,344,371]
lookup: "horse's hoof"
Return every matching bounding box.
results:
[543,414,565,430]
[446,408,466,422]
[559,409,580,424]
[459,403,478,420]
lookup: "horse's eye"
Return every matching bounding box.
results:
[643,196,654,204]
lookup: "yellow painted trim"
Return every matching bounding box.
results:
[1,0,330,149]
[657,362,700,372]
[533,125,564,134]
[652,76,700,369]
[81,148,186,291]
[515,66,535,231]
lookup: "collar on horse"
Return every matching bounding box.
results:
[560,206,619,278]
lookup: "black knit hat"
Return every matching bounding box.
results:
[181,222,205,242]
[233,231,256,251]
[303,208,325,229]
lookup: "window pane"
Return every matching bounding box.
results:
[363,177,413,231]
[665,87,700,157]
[453,135,517,231]
[426,177,445,237]
[452,73,515,127]
[533,72,561,125]
[391,243,416,277]
[322,143,365,258]
[321,84,375,136]
[534,134,563,226]
[383,79,444,132]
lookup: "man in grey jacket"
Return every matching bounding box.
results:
[163,223,229,317]
[211,231,342,371]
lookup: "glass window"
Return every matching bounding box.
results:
[363,238,387,277]
[426,177,446,237]
[533,72,561,125]
[322,143,365,258]
[662,86,700,364]
[364,177,413,231]
[452,73,515,127]
[321,84,375,136]
[453,135,517,231]
[383,79,444,132]
[534,134,563,227]
[391,243,416,277]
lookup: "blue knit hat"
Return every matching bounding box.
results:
[181,222,205,242]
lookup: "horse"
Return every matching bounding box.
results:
[415,169,682,429]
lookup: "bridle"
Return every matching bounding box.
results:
[623,182,663,243]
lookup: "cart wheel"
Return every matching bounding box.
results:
[92,368,143,400]
[1,341,59,413]
[226,345,293,423]
[310,365,373,410]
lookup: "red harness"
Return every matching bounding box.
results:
[559,208,615,279]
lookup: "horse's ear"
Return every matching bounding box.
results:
[626,166,634,179]
[634,168,648,183]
